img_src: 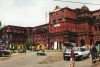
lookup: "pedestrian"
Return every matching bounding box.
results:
[70,46,75,67]
[91,44,97,63]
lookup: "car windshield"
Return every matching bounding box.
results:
[65,47,83,52]
[73,48,80,51]
[65,48,71,52]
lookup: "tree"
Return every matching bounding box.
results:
[24,41,36,50]
[0,22,5,30]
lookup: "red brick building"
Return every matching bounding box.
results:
[0,24,49,47]
[32,24,49,45]
[0,5,100,50]
[92,9,100,43]
[0,25,28,45]
[48,5,100,49]
[27,27,34,41]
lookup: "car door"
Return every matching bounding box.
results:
[83,48,88,57]
[81,48,86,57]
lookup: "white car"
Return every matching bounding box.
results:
[63,47,90,61]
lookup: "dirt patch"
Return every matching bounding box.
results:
[0,57,10,61]
[39,52,63,64]
[91,62,100,67]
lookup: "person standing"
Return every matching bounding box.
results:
[70,46,75,67]
[91,44,97,63]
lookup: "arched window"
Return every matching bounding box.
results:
[93,16,96,19]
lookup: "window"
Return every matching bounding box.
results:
[50,19,53,23]
[96,15,99,19]
[99,25,100,31]
[95,25,97,31]
[56,20,58,23]
[56,13,58,23]
[62,10,65,22]
[53,20,56,23]
[93,16,96,19]
[99,15,100,18]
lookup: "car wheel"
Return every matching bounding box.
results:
[63,56,66,60]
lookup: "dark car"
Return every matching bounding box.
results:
[37,50,45,56]
[0,45,11,57]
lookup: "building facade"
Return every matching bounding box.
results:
[32,24,49,45]
[0,6,100,50]
[48,5,100,49]
[0,25,28,46]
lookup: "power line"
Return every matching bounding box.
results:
[54,0,100,5]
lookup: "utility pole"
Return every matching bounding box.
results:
[45,12,47,24]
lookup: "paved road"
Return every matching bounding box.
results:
[0,51,100,67]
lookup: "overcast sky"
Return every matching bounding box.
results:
[0,0,100,27]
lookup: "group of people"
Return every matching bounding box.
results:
[62,42,100,67]
[90,43,100,63]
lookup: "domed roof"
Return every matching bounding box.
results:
[81,5,89,12]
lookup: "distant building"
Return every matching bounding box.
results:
[0,25,28,45]
[32,24,49,45]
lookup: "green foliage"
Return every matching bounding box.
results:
[24,41,36,49]
[0,22,5,30]
[0,22,1,27]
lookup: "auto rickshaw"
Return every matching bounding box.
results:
[17,45,26,53]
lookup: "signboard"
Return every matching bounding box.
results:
[54,24,60,27]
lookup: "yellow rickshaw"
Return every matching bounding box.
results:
[37,44,46,55]
[17,45,26,53]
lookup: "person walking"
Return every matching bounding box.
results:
[91,44,97,63]
[70,46,75,67]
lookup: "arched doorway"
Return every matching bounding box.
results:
[80,39,85,46]
[59,42,62,49]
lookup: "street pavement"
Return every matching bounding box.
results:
[0,51,100,67]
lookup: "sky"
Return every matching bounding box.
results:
[0,0,100,27]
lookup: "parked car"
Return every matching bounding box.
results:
[0,45,11,57]
[63,47,90,61]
